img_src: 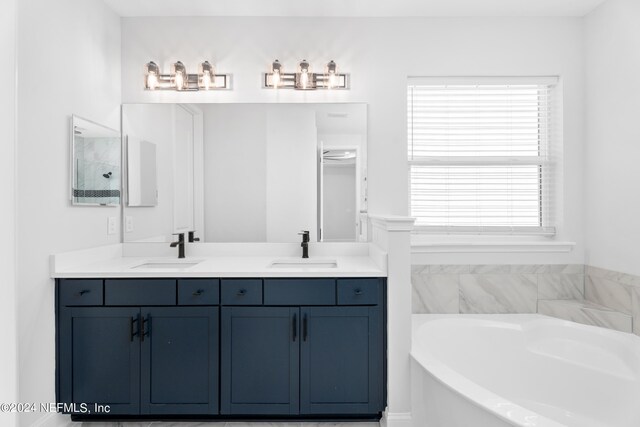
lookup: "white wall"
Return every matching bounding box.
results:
[584,0,640,276]
[323,164,357,241]
[122,104,178,242]
[0,0,18,425]
[266,106,318,242]
[202,104,268,242]
[16,0,121,425]
[121,16,586,263]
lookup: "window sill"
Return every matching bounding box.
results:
[411,240,576,254]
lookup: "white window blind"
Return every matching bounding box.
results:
[408,77,559,235]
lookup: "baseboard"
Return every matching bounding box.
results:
[380,410,413,427]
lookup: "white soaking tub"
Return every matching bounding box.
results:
[411,314,640,427]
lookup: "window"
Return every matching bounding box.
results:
[407,76,559,235]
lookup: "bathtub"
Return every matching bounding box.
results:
[411,314,640,427]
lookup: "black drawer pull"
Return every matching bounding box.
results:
[192,289,204,296]
[292,313,297,342]
[78,289,91,296]
[354,288,363,295]
[237,289,247,296]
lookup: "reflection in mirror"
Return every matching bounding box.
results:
[126,137,158,207]
[71,115,121,206]
[121,103,367,243]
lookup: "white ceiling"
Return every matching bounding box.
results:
[104,0,607,18]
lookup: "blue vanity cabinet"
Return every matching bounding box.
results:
[140,307,219,415]
[220,277,386,417]
[57,278,220,417]
[220,306,300,415]
[58,307,141,415]
[300,306,383,415]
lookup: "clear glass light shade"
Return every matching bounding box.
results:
[199,61,215,90]
[326,60,338,89]
[270,60,283,88]
[172,61,187,90]
[145,61,160,90]
[295,60,315,90]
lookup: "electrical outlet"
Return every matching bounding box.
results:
[125,216,134,233]
[107,217,117,235]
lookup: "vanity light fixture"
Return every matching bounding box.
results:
[263,59,349,90]
[144,60,231,91]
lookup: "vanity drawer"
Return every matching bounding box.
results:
[337,279,382,305]
[178,279,220,305]
[221,279,262,305]
[104,279,176,306]
[59,279,103,306]
[264,279,336,305]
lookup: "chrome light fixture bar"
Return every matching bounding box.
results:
[263,59,349,90]
[144,60,231,91]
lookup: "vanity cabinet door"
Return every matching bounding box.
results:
[221,307,300,415]
[59,307,141,415]
[140,307,219,415]
[300,306,384,415]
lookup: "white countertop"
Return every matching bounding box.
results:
[50,244,387,278]
[52,256,384,278]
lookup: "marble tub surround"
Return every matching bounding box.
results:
[584,265,640,335]
[412,264,585,315]
[537,299,633,333]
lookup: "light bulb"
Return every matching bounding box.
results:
[271,60,282,88]
[199,61,215,90]
[147,72,158,90]
[326,60,338,89]
[297,60,311,90]
[175,72,184,90]
[145,61,160,90]
[172,61,187,90]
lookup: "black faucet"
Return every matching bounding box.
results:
[299,230,310,259]
[188,231,200,243]
[170,233,186,259]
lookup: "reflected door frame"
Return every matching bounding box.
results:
[318,144,361,242]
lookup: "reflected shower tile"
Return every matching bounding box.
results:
[538,274,584,300]
[412,274,459,314]
[459,274,537,313]
[585,275,632,314]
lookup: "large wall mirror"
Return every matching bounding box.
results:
[122,103,368,243]
[71,115,121,206]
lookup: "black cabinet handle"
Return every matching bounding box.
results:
[303,313,308,341]
[237,289,247,296]
[354,288,363,295]
[129,314,141,342]
[292,313,297,342]
[192,289,204,296]
[141,314,150,342]
[78,289,91,296]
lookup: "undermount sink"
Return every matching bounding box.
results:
[269,259,338,269]
[132,260,202,269]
